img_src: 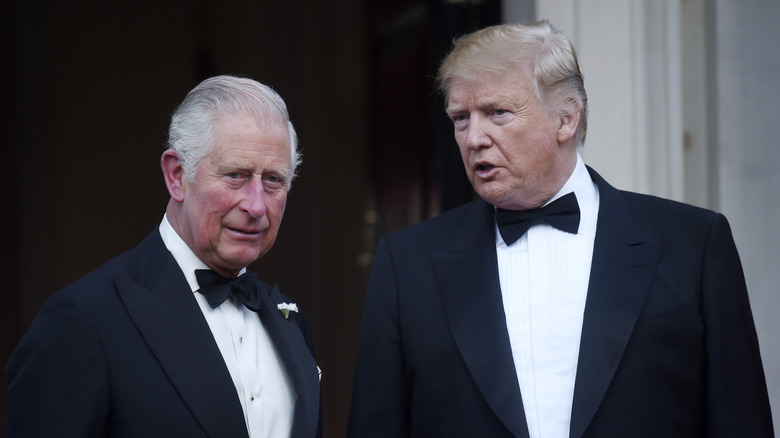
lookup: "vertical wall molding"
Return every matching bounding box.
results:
[523,0,690,202]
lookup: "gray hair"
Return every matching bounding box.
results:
[437,20,588,147]
[167,75,302,187]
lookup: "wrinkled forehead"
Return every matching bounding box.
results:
[443,66,534,108]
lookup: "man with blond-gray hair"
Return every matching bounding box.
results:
[5,75,322,438]
[349,21,772,437]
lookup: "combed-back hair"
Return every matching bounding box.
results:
[167,75,301,186]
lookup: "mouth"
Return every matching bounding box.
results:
[226,227,264,237]
[474,161,497,178]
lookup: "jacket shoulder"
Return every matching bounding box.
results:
[589,166,724,239]
[45,229,166,312]
[618,190,723,232]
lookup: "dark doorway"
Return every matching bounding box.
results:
[1,1,502,436]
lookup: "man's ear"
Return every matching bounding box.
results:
[557,100,580,144]
[161,149,186,202]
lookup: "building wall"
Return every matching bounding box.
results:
[713,0,780,426]
[517,0,780,427]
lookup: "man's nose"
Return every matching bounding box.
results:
[464,117,491,149]
[242,178,268,217]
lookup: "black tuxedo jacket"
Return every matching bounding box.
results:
[5,229,322,438]
[348,168,773,437]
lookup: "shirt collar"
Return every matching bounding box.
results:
[547,152,596,209]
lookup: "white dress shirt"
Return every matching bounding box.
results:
[496,154,599,438]
[159,215,296,438]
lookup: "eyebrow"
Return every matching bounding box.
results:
[446,96,514,116]
[445,105,463,117]
[479,96,515,108]
[216,162,251,174]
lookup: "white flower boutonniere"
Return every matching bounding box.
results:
[277,302,299,319]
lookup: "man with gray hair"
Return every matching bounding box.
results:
[348,21,772,437]
[5,75,322,438]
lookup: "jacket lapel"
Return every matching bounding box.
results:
[432,200,530,438]
[114,231,249,438]
[256,284,320,438]
[568,169,662,438]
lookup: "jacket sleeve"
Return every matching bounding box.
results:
[701,214,774,436]
[4,292,110,437]
[347,235,412,437]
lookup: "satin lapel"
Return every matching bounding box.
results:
[569,169,662,438]
[257,284,319,438]
[115,231,248,438]
[432,200,530,438]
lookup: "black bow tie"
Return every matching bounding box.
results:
[496,192,581,245]
[195,270,261,312]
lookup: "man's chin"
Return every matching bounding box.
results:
[474,186,507,207]
[216,248,266,272]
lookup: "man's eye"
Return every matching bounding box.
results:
[223,172,248,186]
[493,109,508,116]
[264,174,286,190]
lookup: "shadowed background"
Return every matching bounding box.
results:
[0,1,508,436]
